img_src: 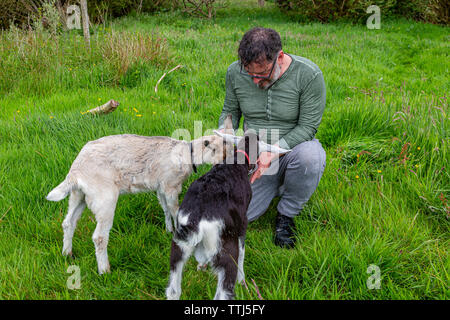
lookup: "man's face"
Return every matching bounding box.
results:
[245,56,282,90]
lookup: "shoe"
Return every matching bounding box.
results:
[274,213,296,248]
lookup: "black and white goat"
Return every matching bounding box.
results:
[166,129,290,300]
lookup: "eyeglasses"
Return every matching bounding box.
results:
[239,52,280,80]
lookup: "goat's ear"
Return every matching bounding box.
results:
[214,130,241,146]
[223,114,234,135]
[224,114,233,128]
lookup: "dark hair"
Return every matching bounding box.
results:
[238,27,282,67]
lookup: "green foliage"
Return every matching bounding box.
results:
[275,0,449,24]
[87,0,179,22]
[0,0,180,30]
[424,0,449,24]
[0,26,171,95]
[0,0,64,30]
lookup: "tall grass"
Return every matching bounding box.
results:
[0,0,448,300]
[0,25,171,96]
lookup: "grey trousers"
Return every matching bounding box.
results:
[247,138,326,222]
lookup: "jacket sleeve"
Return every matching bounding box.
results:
[218,66,242,131]
[277,71,326,149]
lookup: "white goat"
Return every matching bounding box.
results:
[46,133,231,274]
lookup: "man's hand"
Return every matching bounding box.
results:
[250,151,278,184]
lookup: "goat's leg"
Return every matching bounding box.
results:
[156,189,173,233]
[92,218,114,275]
[86,191,118,275]
[213,239,239,300]
[166,240,193,300]
[237,236,246,284]
[160,186,181,232]
[62,190,86,256]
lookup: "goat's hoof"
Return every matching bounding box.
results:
[62,249,73,257]
[197,264,207,271]
[98,269,111,275]
[237,276,245,285]
[98,266,111,275]
[166,288,181,300]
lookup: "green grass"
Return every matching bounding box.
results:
[0,1,448,300]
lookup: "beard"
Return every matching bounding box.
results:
[257,62,282,90]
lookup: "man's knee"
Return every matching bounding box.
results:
[284,139,326,175]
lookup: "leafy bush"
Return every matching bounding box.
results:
[87,0,179,23]
[0,0,180,30]
[275,0,396,23]
[179,0,229,19]
[0,0,62,30]
[423,0,449,24]
[275,0,449,24]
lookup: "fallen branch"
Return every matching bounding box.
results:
[155,65,183,94]
[83,99,120,115]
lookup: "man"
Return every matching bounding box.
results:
[218,27,326,248]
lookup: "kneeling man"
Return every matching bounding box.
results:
[218,27,327,248]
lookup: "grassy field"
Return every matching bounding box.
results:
[0,1,448,299]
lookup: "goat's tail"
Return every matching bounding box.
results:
[46,177,75,202]
[174,210,222,250]
[174,210,195,242]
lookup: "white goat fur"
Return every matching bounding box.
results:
[46,134,230,274]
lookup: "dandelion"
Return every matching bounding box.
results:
[417,147,421,150]
[133,108,138,113]
[377,170,382,173]
[50,116,54,119]
[16,110,20,113]
[136,114,143,117]
[356,154,360,158]
[98,98,101,101]
[153,111,156,115]
[69,67,72,71]
[415,164,419,168]
[355,175,359,179]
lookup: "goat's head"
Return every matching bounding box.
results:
[192,135,234,165]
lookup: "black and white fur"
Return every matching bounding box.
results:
[166,132,259,300]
